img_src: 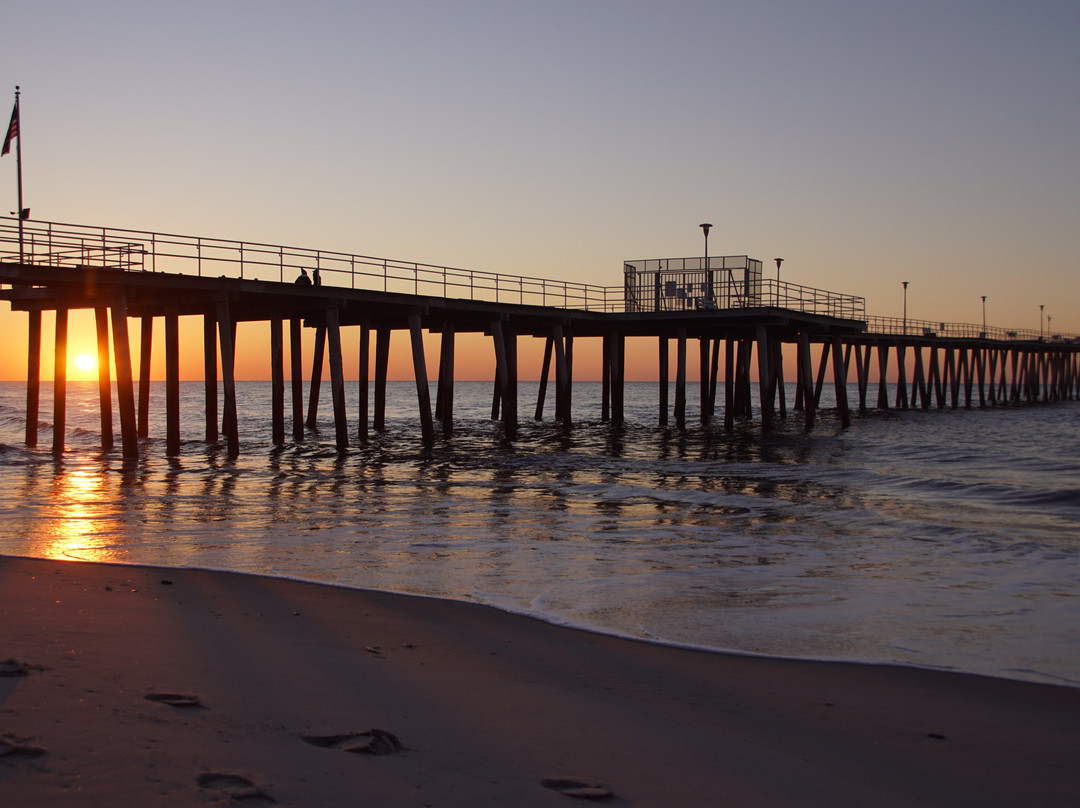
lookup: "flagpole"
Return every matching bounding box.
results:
[14,86,23,264]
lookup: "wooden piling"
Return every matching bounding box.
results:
[216,301,239,458]
[290,319,304,441]
[724,337,735,432]
[709,338,722,421]
[490,319,514,439]
[798,332,815,431]
[52,308,68,457]
[271,317,285,446]
[536,335,553,421]
[95,307,114,451]
[960,348,974,408]
[563,329,575,422]
[914,347,929,408]
[987,349,999,405]
[374,327,390,432]
[204,313,219,443]
[138,316,153,439]
[756,326,772,431]
[611,330,625,425]
[165,306,180,457]
[111,295,139,460]
[929,348,944,408]
[600,333,611,423]
[831,337,850,428]
[813,342,829,408]
[854,343,868,413]
[945,347,959,409]
[674,329,687,429]
[658,336,669,426]
[773,338,786,419]
[736,338,753,418]
[357,321,370,441]
[895,344,909,410]
[553,324,570,425]
[306,325,326,429]
[700,337,711,424]
[25,310,41,447]
[502,324,519,435]
[437,324,454,433]
[876,343,890,409]
[326,306,349,451]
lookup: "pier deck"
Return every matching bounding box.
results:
[2,217,1076,459]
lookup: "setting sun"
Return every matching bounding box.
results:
[74,353,97,373]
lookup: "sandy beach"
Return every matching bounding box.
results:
[2,554,1079,807]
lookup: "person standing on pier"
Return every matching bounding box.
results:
[295,269,312,286]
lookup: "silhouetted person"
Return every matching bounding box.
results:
[313,267,322,286]
[295,269,312,286]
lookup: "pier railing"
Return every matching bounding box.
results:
[622,257,866,319]
[864,315,1078,343]
[4,218,1073,342]
[0,218,623,312]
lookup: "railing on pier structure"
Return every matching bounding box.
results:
[863,315,1079,344]
[3,219,870,320]
[622,256,866,319]
[1,217,622,312]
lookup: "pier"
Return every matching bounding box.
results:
[2,217,1077,459]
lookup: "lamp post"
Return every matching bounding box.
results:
[774,258,783,305]
[981,295,987,336]
[1040,304,1044,339]
[902,281,909,336]
[700,223,712,301]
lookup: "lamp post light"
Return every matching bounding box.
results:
[902,281,909,336]
[981,295,987,336]
[774,258,784,305]
[700,223,713,301]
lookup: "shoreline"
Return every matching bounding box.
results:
[16,552,1078,690]
[3,554,1080,806]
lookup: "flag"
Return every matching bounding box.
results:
[1,102,17,157]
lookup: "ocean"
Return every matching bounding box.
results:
[1,379,1078,687]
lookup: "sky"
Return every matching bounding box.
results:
[1,0,1078,381]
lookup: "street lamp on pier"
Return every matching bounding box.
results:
[700,223,713,301]
[1040,304,1045,339]
[774,258,784,305]
[902,281,909,336]
[981,295,987,336]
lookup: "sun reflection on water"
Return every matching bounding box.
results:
[33,465,120,563]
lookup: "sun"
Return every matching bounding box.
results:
[74,353,97,373]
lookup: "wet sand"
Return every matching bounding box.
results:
[2,554,1079,806]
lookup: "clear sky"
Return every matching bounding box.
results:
[2,1,1078,380]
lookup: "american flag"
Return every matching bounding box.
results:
[1,102,17,157]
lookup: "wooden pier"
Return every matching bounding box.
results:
[2,218,1077,460]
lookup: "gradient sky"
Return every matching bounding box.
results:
[2,1,1078,380]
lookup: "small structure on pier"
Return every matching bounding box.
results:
[624,256,763,312]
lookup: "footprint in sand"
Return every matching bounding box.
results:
[196,772,276,805]
[0,658,42,677]
[299,729,403,755]
[144,692,206,708]
[541,777,615,801]
[0,733,47,762]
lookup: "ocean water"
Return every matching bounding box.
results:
[1,379,1078,687]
